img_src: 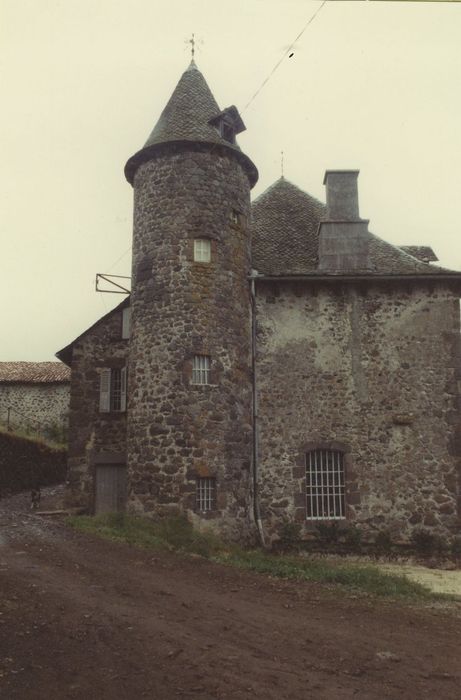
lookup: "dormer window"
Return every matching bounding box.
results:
[209,106,246,147]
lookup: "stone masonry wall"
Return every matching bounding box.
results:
[0,383,69,435]
[256,280,461,542]
[127,145,254,540]
[66,305,129,510]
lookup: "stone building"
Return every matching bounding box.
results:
[0,362,70,437]
[57,61,461,543]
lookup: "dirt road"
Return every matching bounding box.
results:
[1,500,460,699]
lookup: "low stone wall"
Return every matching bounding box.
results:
[0,430,67,496]
[0,383,70,435]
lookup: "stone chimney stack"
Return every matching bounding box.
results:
[318,170,371,271]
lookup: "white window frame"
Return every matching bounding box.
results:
[193,238,211,263]
[196,477,216,512]
[192,355,211,385]
[121,307,131,339]
[99,367,127,413]
[305,449,345,520]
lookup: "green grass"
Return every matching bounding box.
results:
[66,513,455,602]
[0,425,67,451]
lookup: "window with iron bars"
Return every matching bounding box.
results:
[110,369,123,412]
[305,449,345,520]
[196,477,216,512]
[192,355,210,385]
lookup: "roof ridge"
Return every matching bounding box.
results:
[252,177,325,208]
[367,230,460,275]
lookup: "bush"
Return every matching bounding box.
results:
[315,521,341,545]
[278,521,302,550]
[374,530,393,554]
[343,526,362,551]
[43,420,68,446]
[410,528,448,556]
[0,429,67,495]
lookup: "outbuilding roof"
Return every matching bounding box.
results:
[0,362,70,384]
[250,178,460,278]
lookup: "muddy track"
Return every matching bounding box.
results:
[1,506,460,699]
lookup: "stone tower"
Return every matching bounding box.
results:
[124,61,258,538]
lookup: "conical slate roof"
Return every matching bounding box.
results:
[251,177,461,278]
[125,61,258,186]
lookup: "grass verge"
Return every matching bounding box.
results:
[67,513,455,602]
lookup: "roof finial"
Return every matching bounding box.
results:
[189,33,195,59]
[281,150,284,178]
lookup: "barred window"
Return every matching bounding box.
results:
[110,369,123,412]
[306,449,345,520]
[196,477,216,512]
[194,239,211,263]
[192,355,210,385]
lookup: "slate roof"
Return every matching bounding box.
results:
[251,178,325,276]
[125,61,258,186]
[0,362,70,384]
[56,297,130,368]
[399,246,438,263]
[250,178,459,278]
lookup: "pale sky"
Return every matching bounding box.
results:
[1,0,460,361]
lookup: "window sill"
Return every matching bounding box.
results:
[99,411,127,418]
[190,383,218,389]
[195,510,219,519]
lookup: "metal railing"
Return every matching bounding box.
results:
[0,405,44,436]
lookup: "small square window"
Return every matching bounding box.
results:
[194,239,211,263]
[192,355,211,385]
[196,477,216,512]
[230,210,240,226]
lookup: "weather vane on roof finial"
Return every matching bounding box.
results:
[281,150,284,178]
[184,34,203,61]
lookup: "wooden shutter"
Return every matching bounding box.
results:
[120,367,127,412]
[122,307,131,339]
[99,369,111,412]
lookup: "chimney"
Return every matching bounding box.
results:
[318,170,371,271]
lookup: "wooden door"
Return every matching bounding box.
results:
[95,465,126,514]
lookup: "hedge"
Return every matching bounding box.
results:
[0,429,67,495]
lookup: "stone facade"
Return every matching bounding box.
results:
[57,61,461,544]
[0,359,71,441]
[256,280,461,539]
[127,147,254,539]
[0,382,69,435]
[65,303,129,509]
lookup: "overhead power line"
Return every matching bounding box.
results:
[243,0,328,111]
